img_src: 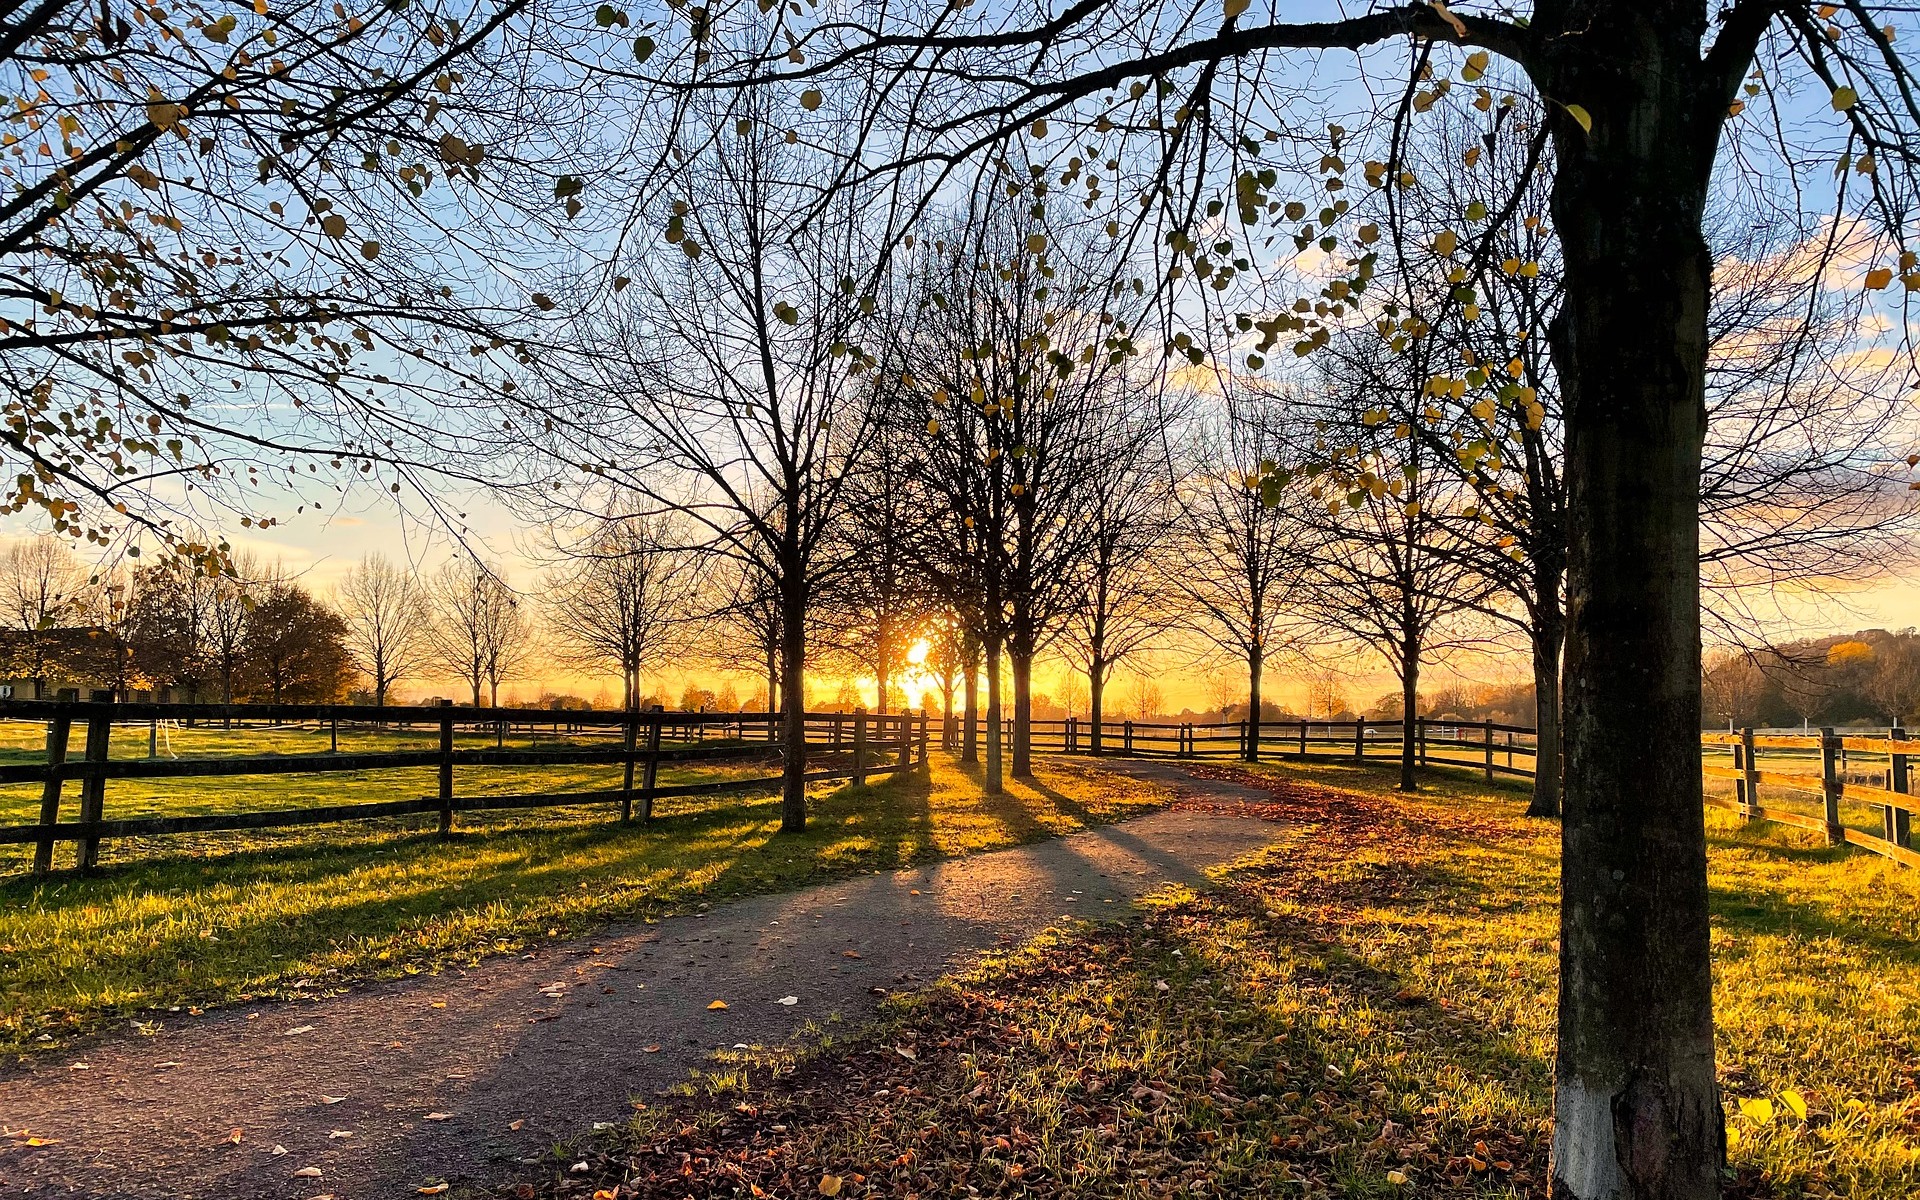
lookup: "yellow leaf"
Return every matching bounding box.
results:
[1433,229,1458,256]
[1832,86,1858,111]
[926,419,941,435]
[320,214,348,239]
[1739,1097,1774,1124]
[1223,0,1250,17]
[1564,103,1592,134]
[1026,233,1047,254]
[707,999,729,1010]
[1780,1089,1808,1120]
[819,1175,843,1196]
[1462,50,1489,82]
[417,1187,450,1196]
[1386,1169,1410,1185]
[1866,266,1894,290]
[799,89,823,111]
[1728,101,1745,117]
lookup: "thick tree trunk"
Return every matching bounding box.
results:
[1529,604,1566,819]
[1544,27,1723,1196]
[1244,641,1263,763]
[1089,659,1106,754]
[961,660,979,764]
[1399,638,1419,792]
[983,641,1003,794]
[778,575,809,833]
[1010,648,1033,777]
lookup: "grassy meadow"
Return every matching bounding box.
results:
[517,758,1920,1200]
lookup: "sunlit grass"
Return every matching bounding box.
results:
[537,757,1920,1200]
[0,751,1169,1054]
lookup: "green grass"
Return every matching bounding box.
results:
[518,757,1920,1200]
[0,751,1170,1055]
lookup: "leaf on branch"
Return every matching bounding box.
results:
[1832,86,1858,111]
[1461,50,1488,82]
[1865,267,1893,290]
[800,89,824,111]
[1563,104,1592,134]
[633,35,656,62]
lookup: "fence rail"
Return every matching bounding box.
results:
[0,696,927,876]
[939,713,1915,872]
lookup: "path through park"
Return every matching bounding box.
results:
[0,764,1284,1200]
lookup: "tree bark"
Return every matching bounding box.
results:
[961,660,979,764]
[1399,633,1420,792]
[1089,658,1106,754]
[1244,640,1263,764]
[983,639,1003,794]
[1544,21,1723,1194]
[778,572,809,832]
[1010,647,1033,777]
[1528,602,1566,818]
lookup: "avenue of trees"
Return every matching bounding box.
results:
[7,0,1920,1190]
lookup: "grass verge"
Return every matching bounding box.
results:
[0,752,1167,1055]
[498,758,1920,1200]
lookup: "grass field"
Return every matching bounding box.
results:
[513,758,1920,1200]
[0,750,1171,1055]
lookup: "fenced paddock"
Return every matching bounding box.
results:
[0,698,924,877]
[944,713,1917,872]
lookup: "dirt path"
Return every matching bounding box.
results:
[0,770,1284,1200]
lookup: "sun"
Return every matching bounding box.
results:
[906,638,930,666]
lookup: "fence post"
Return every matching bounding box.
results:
[1482,720,1495,784]
[330,713,339,754]
[620,709,639,822]
[1733,735,1749,816]
[640,704,664,821]
[1124,719,1134,754]
[437,699,455,840]
[918,709,930,771]
[1417,718,1428,767]
[32,710,73,877]
[1740,727,1759,820]
[1297,721,1307,758]
[1891,726,1912,848]
[853,709,868,786]
[148,718,158,759]
[1354,720,1365,763]
[77,689,113,871]
[897,714,912,768]
[1820,727,1843,846]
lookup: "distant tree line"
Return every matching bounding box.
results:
[1704,630,1920,730]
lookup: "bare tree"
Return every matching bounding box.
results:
[426,559,530,708]
[335,554,429,707]
[0,540,89,697]
[1170,386,1308,761]
[543,515,701,711]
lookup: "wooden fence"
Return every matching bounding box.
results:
[0,696,926,876]
[941,714,1916,871]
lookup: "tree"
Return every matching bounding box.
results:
[637,1,1920,1184]
[823,417,935,715]
[0,0,560,553]
[335,554,428,707]
[0,540,88,697]
[544,515,700,711]
[122,555,221,700]
[240,578,352,704]
[1171,386,1306,760]
[425,558,530,707]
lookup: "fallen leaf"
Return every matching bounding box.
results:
[430,1002,446,1010]
[707,1000,729,1011]
[320,1095,347,1104]
[329,1130,352,1139]
[293,1166,324,1178]
[1386,1168,1410,1185]
[1740,1097,1774,1124]
[271,1145,288,1156]
[841,951,862,960]
[895,1045,917,1061]
[284,1025,315,1036]
[227,1128,243,1145]
[777,996,799,1006]
[509,1119,526,1131]
[417,1186,450,1196]
[424,1112,452,1122]
[643,1044,662,1053]
[819,1175,844,1197]
[1780,1088,1809,1120]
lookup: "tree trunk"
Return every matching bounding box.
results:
[1089,658,1106,754]
[1010,648,1033,777]
[1399,637,1419,792]
[778,574,809,833]
[1244,640,1263,764]
[961,661,979,764]
[1545,33,1722,1196]
[983,640,1003,794]
[1529,602,1566,819]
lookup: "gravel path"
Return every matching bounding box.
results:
[0,767,1283,1200]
